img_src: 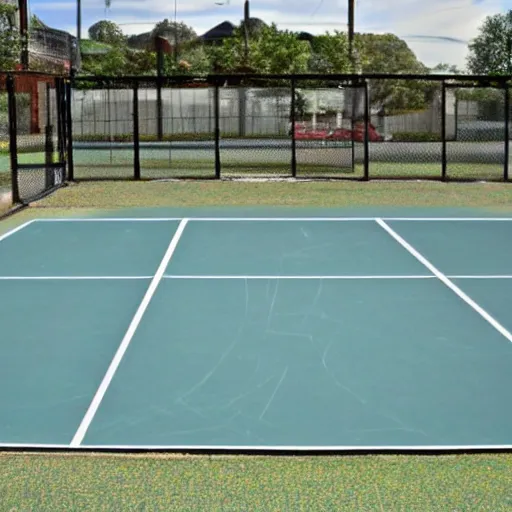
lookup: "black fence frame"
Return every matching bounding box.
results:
[2,71,512,210]
[2,71,68,208]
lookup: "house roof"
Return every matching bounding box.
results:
[199,21,236,41]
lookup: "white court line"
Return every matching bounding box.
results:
[70,218,189,448]
[0,276,153,280]
[32,217,512,223]
[0,442,512,452]
[0,220,36,243]
[376,218,512,344]
[450,275,512,280]
[162,275,436,280]
[0,275,511,281]
[34,217,182,222]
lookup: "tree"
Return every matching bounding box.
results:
[356,33,431,113]
[467,11,512,74]
[308,31,352,73]
[88,20,125,46]
[0,3,20,70]
[207,24,311,74]
[152,20,197,45]
[163,44,211,76]
[430,63,464,74]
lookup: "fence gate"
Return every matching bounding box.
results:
[8,73,67,204]
[444,79,508,181]
[294,78,366,179]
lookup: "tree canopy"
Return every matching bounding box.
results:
[0,3,20,70]
[467,11,512,74]
[88,20,126,46]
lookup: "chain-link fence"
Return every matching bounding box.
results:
[218,79,293,178]
[66,73,512,184]
[72,78,135,180]
[141,77,216,179]
[294,78,364,179]
[0,75,11,203]
[2,72,511,210]
[0,72,67,210]
[13,73,66,202]
[365,77,444,180]
[446,82,507,180]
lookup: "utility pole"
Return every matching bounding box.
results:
[18,0,29,69]
[348,0,355,72]
[243,0,249,66]
[76,0,81,67]
[174,0,178,66]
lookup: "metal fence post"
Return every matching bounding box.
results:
[157,76,163,141]
[133,81,141,180]
[7,75,20,204]
[504,81,509,181]
[65,77,74,182]
[290,78,297,178]
[55,78,66,166]
[45,82,54,190]
[441,81,447,181]
[214,80,221,179]
[363,80,370,180]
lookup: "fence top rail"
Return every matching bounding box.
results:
[68,72,512,86]
[1,71,511,83]
[0,70,67,77]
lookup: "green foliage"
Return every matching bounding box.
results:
[455,87,504,101]
[207,23,311,74]
[80,47,127,76]
[467,11,512,74]
[80,45,157,76]
[357,33,427,74]
[309,31,351,73]
[357,33,433,114]
[152,20,197,43]
[431,62,464,74]
[163,45,211,76]
[88,21,126,46]
[0,3,20,70]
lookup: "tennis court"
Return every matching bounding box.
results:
[1,212,512,453]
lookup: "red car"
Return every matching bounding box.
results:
[294,122,385,142]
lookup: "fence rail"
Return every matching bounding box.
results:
[1,72,512,211]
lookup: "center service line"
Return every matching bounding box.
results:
[70,218,189,447]
[376,218,512,344]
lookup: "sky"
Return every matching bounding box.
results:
[27,0,512,69]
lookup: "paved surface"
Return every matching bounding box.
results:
[1,212,512,450]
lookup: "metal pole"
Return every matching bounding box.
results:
[291,78,297,178]
[214,81,221,179]
[244,0,250,66]
[174,0,178,66]
[77,0,81,65]
[348,0,355,73]
[7,75,20,204]
[65,76,75,182]
[19,0,29,69]
[441,81,447,181]
[504,81,509,181]
[133,82,141,180]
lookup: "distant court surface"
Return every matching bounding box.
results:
[1,211,512,453]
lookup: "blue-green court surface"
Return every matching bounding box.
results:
[1,210,512,452]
